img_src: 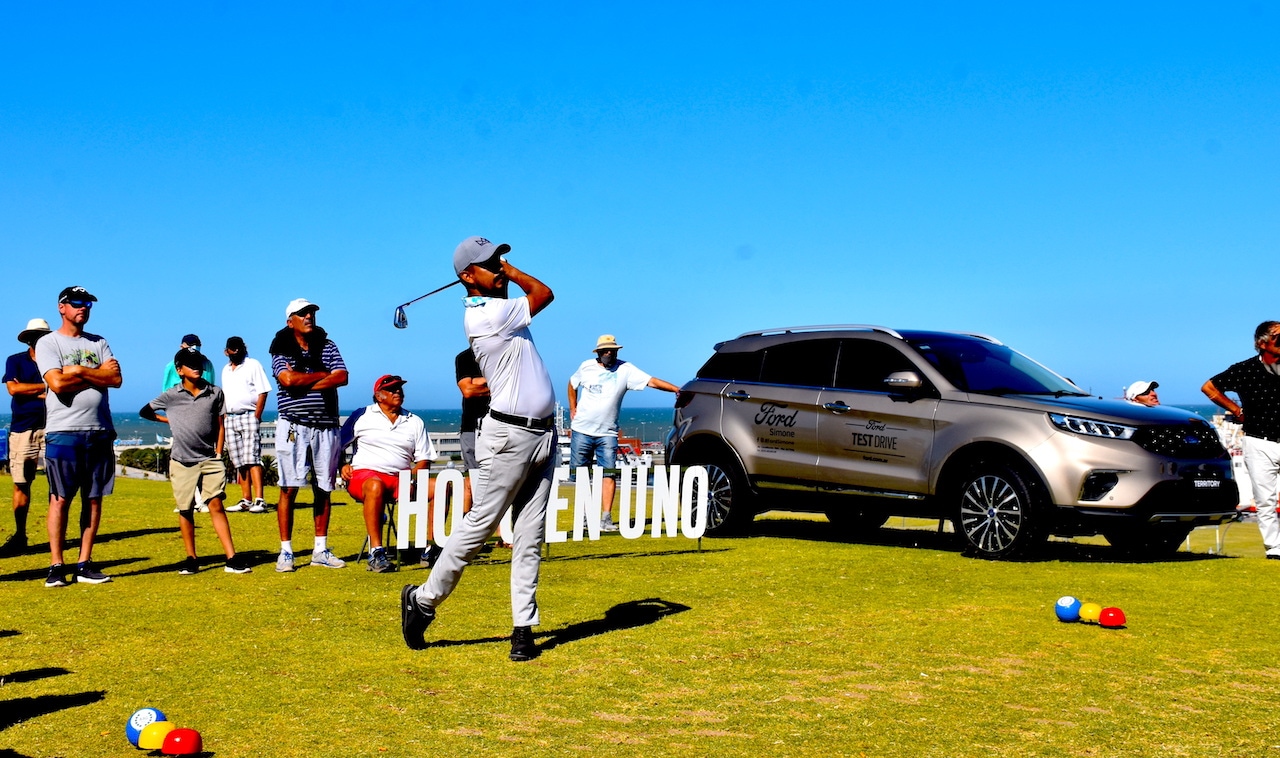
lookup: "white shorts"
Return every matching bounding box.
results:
[275,418,340,491]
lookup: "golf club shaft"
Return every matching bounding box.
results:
[398,279,461,309]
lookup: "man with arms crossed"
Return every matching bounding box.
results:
[1202,320,1280,560]
[222,336,271,514]
[567,334,679,531]
[36,286,122,586]
[2,318,51,556]
[340,374,435,573]
[402,236,556,662]
[269,298,349,572]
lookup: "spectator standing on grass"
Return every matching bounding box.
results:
[269,298,348,572]
[141,349,250,575]
[402,236,556,662]
[1,318,52,557]
[35,286,122,587]
[1202,320,1280,560]
[567,334,679,531]
[339,374,435,573]
[221,336,271,514]
[161,334,216,390]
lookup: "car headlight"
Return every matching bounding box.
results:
[1048,413,1136,440]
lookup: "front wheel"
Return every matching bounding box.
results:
[685,454,755,536]
[955,462,1047,560]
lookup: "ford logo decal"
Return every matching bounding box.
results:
[1184,435,1200,444]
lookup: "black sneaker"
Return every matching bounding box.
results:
[178,557,200,575]
[510,626,539,662]
[0,533,28,557]
[74,561,112,584]
[44,564,70,588]
[401,584,435,650]
[224,554,252,574]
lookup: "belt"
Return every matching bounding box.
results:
[488,410,555,431]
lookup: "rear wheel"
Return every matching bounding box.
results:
[955,462,1047,560]
[1104,524,1193,559]
[684,453,755,536]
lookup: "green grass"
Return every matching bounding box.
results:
[2,473,1278,757]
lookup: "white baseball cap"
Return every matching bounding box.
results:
[285,298,319,319]
[1124,380,1158,401]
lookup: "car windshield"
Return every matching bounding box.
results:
[902,333,1087,396]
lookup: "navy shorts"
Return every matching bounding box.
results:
[45,430,116,501]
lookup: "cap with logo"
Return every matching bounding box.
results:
[57,286,97,304]
[17,318,51,344]
[453,236,510,275]
[226,336,246,351]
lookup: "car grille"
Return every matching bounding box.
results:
[1131,424,1228,460]
[1130,479,1239,516]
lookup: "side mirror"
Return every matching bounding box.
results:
[884,371,922,390]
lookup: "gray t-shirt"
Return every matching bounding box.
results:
[35,331,116,434]
[147,384,225,464]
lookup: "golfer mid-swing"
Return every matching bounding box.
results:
[401,236,556,662]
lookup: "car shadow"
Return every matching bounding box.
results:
[424,597,691,654]
[745,517,1229,564]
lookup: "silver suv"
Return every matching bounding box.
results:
[666,326,1238,559]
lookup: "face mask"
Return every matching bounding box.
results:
[598,352,617,368]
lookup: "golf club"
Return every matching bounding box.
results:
[393,280,461,328]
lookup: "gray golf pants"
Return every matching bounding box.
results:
[414,417,556,628]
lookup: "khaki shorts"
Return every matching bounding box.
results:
[9,429,46,485]
[169,458,227,512]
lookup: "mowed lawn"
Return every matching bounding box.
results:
[2,473,1279,757]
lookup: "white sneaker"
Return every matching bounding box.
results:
[195,502,210,513]
[249,499,267,513]
[311,549,346,569]
[226,499,251,513]
[275,551,295,573]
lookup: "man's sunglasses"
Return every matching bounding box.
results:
[63,300,93,309]
[475,255,504,273]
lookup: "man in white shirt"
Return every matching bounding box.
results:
[402,236,556,662]
[221,336,272,513]
[339,374,435,573]
[568,334,679,531]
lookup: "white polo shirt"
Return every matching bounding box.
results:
[221,357,272,414]
[341,404,435,474]
[464,295,555,419]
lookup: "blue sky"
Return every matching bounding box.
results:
[2,2,1277,411]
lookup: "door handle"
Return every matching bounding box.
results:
[726,391,751,401]
[823,402,850,414]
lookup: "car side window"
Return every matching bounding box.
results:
[759,339,839,388]
[834,339,920,392]
[696,349,763,382]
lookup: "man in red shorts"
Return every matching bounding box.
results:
[339,374,435,572]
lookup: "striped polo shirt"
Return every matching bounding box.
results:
[271,339,346,428]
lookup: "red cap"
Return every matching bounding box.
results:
[373,374,407,393]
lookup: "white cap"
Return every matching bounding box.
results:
[18,318,52,344]
[1124,380,1158,401]
[285,298,319,319]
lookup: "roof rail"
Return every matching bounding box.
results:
[735,325,904,340]
[954,332,1004,345]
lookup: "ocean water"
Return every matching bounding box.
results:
[0,407,678,444]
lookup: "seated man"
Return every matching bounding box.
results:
[339,374,435,573]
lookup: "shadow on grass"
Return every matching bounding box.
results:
[1,667,70,685]
[426,598,691,655]
[0,556,147,583]
[0,750,37,758]
[0,527,172,560]
[113,549,281,577]
[0,690,106,732]
[0,630,18,639]
[747,518,1231,564]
